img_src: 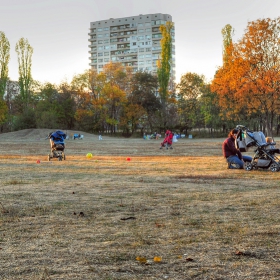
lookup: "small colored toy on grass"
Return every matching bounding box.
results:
[86,153,93,159]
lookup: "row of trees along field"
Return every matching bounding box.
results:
[1,18,280,137]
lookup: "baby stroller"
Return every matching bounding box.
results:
[160,130,173,149]
[48,130,66,161]
[235,125,280,172]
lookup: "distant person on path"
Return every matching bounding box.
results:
[222,128,252,169]
[99,131,102,140]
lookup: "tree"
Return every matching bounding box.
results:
[129,71,160,132]
[212,17,280,135]
[177,73,206,131]
[157,21,174,128]
[15,37,33,108]
[221,24,234,65]
[0,31,10,99]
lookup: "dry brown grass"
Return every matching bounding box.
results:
[0,129,280,279]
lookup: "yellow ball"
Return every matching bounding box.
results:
[86,153,93,158]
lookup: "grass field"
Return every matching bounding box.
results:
[0,129,279,279]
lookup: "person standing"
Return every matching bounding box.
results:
[222,128,251,169]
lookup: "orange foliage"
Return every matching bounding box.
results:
[211,17,280,127]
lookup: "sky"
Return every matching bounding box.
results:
[1,0,280,85]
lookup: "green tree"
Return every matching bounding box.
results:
[15,37,33,108]
[129,71,160,132]
[176,73,206,132]
[157,21,174,128]
[221,24,234,65]
[0,31,10,99]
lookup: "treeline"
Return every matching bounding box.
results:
[1,17,280,137]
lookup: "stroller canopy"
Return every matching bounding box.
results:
[49,130,66,144]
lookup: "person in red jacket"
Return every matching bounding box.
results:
[222,128,252,169]
[160,130,173,149]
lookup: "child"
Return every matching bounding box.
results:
[266,137,280,153]
[99,131,103,140]
[160,130,173,149]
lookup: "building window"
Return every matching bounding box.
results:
[146,28,151,32]
[98,52,103,56]
[98,40,103,44]
[104,27,109,31]
[139,48,144,52]
[146,48,151,52]
[104,52,109,56]
[138,29,144,33]
[104,58,109,62]
[98,59,103,63]
[97,28,103,31]
[138,23,143,27]
[98,65,103,68]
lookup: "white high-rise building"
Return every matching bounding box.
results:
[88,13,175,81]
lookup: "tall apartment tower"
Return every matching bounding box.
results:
[88,13,175,81]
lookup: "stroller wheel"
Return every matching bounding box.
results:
[63,154,66,160]
[58,156,62,161]
[48,154,51,161]
[243,161,253,171]
[269,163,279,172]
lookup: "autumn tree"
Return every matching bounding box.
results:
[15,37,33,108]
[0,31,10,99]
[100,62,131,134]
[157,21,174,128]
[212,17,280,135]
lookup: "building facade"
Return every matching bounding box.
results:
[88,13,175,80]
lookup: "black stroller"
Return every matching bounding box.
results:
[48,130,66,161]
[235,125,280,172]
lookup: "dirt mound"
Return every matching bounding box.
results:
[0,129,95,142]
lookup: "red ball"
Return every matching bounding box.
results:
[36,159,41,164]
[126,157,131,161]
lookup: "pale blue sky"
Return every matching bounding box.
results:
[1,0,280,85]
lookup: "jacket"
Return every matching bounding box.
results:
[222,137,242,159]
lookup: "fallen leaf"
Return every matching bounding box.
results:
[186,257,194,261]
[155,223,164,228]
[136,256,147,263]
[153,256,162,262]
[235,250,244,255]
